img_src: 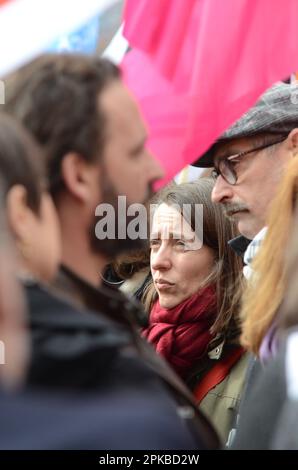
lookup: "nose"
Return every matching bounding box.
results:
[211,176,234,204]
[151,243,172,272]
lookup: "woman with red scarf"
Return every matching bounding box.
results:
[142,179,248,446]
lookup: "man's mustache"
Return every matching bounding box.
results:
[222,203,249,217]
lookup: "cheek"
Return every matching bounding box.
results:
[246,163,273,202]
[109,162,137,197]
[150,251,157,271]
[181,269,204,292]
[181,251,214,284]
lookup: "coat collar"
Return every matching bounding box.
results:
[52,264,148,328]
[228,235,251,258]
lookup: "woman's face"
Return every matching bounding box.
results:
[150,203,215,309]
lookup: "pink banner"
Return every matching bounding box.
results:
[122,0,298,187]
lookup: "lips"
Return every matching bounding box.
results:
[155,279,175,289]
[226,208,249,218]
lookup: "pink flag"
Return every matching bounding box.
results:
[122,0,298,187]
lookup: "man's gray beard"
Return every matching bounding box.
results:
[89,176,149,260]
[222,202,249,219]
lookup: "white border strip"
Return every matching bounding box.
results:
[0,0,120,75]
[286,331,298,400]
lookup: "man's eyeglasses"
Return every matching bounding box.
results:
[211,135,287,185]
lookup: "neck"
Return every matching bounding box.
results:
[61,232,107,288]
[57,200,108,288]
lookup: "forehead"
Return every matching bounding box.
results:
[151,203,194,237]
[152,204,182,227]
[99,81,147,139]
[214,136,259,159]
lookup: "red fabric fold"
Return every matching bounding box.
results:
[142,286,217,378]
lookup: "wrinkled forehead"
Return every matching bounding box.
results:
[151,203,194,238]
[214,136,259,161]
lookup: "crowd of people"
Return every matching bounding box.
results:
[0,53,298,450]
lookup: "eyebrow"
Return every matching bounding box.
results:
[227,153,244,161]
[215,149,243,161]
[151,232,196,241]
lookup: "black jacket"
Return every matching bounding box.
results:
[0,387,200,450]
[25,278,219,449]
[27,280,132,389]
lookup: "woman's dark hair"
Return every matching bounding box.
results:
[0,112,45,214]
[143,179,243,341]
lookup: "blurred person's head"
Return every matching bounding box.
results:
[241,157,298,355]
[3,54,163,284]
[146,179,243,339]
[0,113,61,283]
[193,83,298,240]
[0,185,29,389]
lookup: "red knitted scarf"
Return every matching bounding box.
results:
[142,285,217,379]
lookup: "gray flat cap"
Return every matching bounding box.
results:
[193,82,298,167]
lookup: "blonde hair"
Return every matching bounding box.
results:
[241,157,298,354]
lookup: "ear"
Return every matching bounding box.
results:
[287,128,298,157]
[6,185,30,243]
[61,153,101,203]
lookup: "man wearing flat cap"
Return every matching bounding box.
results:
[194,81,298,447]
[193,82,298,271]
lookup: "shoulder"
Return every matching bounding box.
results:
[197,346,250,445]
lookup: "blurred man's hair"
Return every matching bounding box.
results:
[3,54,120,197]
